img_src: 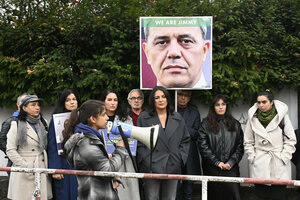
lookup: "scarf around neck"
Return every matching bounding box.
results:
[74,123,103,141]
[17,115,47,150]
[257,104,277,128]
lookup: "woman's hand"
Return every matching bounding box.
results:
[218,162,225,170]
[117,140,125,148]
[223,163,232,170]
[52,174,64,180]
[113,181,120,189]
[218,162,231,170]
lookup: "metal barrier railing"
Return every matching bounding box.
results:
[1,166,300,200]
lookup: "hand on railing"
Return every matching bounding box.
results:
[52,174,64,180]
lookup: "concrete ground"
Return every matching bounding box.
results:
[0,176,299,200]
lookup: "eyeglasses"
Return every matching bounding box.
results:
[215,103,226,107]
[177,93,191,98]
[129,96,143,101]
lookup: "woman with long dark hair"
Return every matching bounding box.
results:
[6,95,52,200]
[62,100,127,200]
[137,86,190,200]
[244,90,296,199]
[48,89,79,200]
[101,89,140,200]
[101,89,130,122]
[198,95,244,200]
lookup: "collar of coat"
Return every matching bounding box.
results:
[248,100,288,144]
[248,100,288,122]
[142,111,181,121]
[64,132,105,154]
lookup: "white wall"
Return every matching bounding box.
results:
[0,88,298,177]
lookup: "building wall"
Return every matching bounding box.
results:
[0,88,298,177]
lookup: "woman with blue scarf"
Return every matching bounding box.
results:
[62,100,127,200]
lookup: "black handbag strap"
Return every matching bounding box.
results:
[117,125,138,172]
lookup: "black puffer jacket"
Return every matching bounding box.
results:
[0,116,18,153]
[198,118,244,170]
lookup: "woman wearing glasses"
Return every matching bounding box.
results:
[198,95,244,200]
[244,90,296,200]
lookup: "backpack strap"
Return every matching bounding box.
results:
[40,116,48,132]
[279,118,290,140]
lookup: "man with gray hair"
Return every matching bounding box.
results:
[0,93,28,173]
[127,89,144,126]
[142,23,210,88]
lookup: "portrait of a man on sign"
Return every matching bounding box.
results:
[140,17,212,89]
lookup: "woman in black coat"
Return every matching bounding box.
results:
[137,86,190,200]
[198,95,244,200]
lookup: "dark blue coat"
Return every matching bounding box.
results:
[48,118,78,200]
[182,106,202,175]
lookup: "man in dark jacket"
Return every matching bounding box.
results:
[0,93,27,172]
[177,90,201,200]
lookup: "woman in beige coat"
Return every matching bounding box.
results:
[244,90,296,200]
[6,95,52,200]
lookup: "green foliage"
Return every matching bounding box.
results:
[0,0,299,107]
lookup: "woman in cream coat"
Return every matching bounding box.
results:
[244,90,296,199]
[6,95,52,200]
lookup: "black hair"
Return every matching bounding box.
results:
[148,86,174,116]
[257,89,274,102]
[18,107,28,121]
[62,100,105,150]
[101,89,128,122]
[53,89,80,114]
[204,94,236,134]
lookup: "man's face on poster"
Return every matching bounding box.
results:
[143,26,210,88]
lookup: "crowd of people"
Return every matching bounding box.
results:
[0,88,298,200]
